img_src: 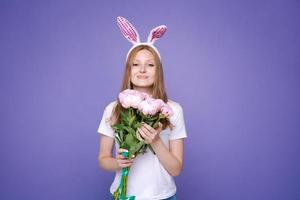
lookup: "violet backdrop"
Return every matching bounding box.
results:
[1,0,300,199]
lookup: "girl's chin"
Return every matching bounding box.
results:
[132,81,153,87]
[132,83,153,88]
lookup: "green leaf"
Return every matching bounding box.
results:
[115,135,121,145]
[118,129,124,143]
[113,123,125,132]
[123,126,136,136]
[128,115,136,127]
[120,111,129,126]
[132,121,141,130]
[121,142,130,150]
[124,134,135,146]
[132,141,145,155]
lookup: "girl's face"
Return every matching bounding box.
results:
[130,49,156,92]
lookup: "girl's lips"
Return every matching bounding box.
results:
[137,75,148,79]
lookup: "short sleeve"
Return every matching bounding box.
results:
[97,102,116,138]
[169,102,187,140]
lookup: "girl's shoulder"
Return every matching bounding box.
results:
[167,99,184,112]
[102,100,118,115]
[104,100,118,110]
[167,99,184,122]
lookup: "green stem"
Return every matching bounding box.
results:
[141,113,144,123]
[153,115,162,128]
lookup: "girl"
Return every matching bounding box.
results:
[97,16,187,200]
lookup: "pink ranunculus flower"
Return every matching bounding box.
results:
[119,89,145,109]
[139,98,164,116]
[151,99,164,114]
[138,99,153,115]
[161,102,174,118]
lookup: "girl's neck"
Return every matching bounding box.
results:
[132,86,152,96]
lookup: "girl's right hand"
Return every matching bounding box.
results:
[116,148,135,169]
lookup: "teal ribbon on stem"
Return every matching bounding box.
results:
[113,152,135,200]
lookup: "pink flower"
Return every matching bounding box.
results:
[161,103,174,118]
[138,98,164,116]
[119,89,149,109]
[118,89,170,117]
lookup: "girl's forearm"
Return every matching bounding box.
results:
[150,138,182,176]
[99,156,121,172]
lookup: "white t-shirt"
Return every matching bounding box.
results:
[97,100,187,200]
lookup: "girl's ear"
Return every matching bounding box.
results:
[147,25,167,44]
[117,16,140,44]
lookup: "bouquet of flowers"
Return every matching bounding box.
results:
[112,89,173,200]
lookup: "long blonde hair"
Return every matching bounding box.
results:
[111,45,170,129]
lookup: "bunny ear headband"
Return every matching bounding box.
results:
[117,16,167,60]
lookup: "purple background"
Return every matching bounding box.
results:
[1,0,300,199]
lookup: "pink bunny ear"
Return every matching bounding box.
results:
[117,16,140,44]
[147,25,167,44]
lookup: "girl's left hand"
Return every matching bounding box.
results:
[138,122,163,144]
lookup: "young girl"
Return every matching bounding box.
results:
[97,16,187,200]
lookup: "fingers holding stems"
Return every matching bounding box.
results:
[116,148,135,169]
[138,122,162,144]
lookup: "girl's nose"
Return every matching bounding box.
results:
[140,65,146,73]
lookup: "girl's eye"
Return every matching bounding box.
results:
[132,63,139,66]
[148,64,155,67]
